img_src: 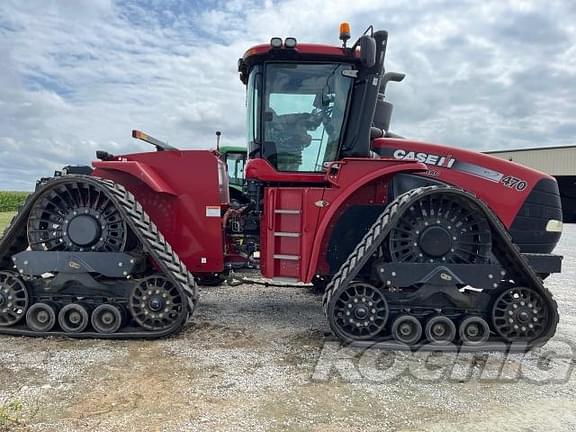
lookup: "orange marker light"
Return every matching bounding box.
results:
[339,22,351,45]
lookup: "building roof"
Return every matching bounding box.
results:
[485,144,576,154]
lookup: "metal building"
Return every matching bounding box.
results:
[486,145,576,222]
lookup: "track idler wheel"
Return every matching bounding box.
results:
[425,316,456,344]
[59,303,90,333]
[391,315,422,345]
[492,287,548,342]
[327,282,389,342]
[26,302,57,332]
[91,304,124,334]
[459,316,490,345]
[129,275,185,331]
[0,271,29,327]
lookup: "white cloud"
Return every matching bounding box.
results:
[0,0,575,190]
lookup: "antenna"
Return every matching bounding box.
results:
[216,131,222,151]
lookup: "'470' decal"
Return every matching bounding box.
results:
[500,175,528,191]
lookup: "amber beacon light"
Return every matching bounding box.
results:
[339,22,351,46]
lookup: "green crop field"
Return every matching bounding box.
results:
[0,191,29,213]
[0,191,28,234]
[0,212,16,234]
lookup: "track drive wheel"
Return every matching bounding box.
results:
[492,287,549,342]
[389,192,491,264]
[129,275,185,331]
[28,181,127,252]
[0,271,29,327]
[327,282,389,342]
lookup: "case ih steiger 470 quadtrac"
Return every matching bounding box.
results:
[0,24,564,349]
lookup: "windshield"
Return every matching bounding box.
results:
[248,63,353,172]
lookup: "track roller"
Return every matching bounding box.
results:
[59,303,90,333]
[26,303,57,332]
[425,316,456,344]
[459,316,490,345]
[391,315,422,345]
[91,304,123,334]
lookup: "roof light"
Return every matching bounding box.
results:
[339,22,351,46]
[270,37,283,48]
[284,37,297,48]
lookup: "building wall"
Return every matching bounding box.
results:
[487,147,576,176]
[486,146,576,222]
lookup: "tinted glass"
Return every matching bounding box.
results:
[263,63,353,172]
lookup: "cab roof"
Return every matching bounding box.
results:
[239,42,359,84]
[242,43,351,60]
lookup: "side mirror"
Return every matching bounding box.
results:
[380,71,406,96]
[359,35,376,68]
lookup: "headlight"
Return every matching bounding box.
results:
[545,219,563,233]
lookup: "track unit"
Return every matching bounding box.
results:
[0,176,197,338]
[323,186,559,349]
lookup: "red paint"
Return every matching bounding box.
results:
[243,43,355,61]
[254,158,427,282]
[245,158,328,184]
[371,138,554,227]
[92,150,227,273]
[93,161,177,195]
[89,136,554,283]
[261,187,324,280]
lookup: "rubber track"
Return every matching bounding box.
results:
[322,185,559,348]
[0,175,198,339]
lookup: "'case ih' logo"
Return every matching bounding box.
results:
[393,149,456,168]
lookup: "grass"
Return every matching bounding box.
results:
[0,212,16,234]
[0,399,24,431]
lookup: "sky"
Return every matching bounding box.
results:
[0,0,575,190]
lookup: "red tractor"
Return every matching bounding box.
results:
[0,25,563,348]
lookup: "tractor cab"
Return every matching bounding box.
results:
[238,25,394,176]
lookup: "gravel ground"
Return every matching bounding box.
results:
[1,227,576,431]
